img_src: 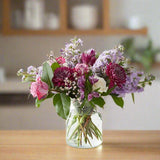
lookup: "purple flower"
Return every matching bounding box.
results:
[27,65,43,80]
[27,66,37,75]
[77,76,86,100]
[52,67,75,87]
[60,38,83,67]
[77,76,85,89]
[89,76,98,85]
[79,89,85,100]
[92,46,125,74]
[81,49,96,66]
[112,71,144,97]
[18,69,24,73]
[88,92,100,101]
[106,63,126,89]
[75,63,89,75]
[76,38,83,46]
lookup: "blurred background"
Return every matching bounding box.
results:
[0,0,160,130]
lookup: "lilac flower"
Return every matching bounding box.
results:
[26,65,43,80]
[61,38,83,67]
[18,69,24,73]
[76,38,83,46]
[88,92,100,101]
[92,46,125,74]
[36,66,43,79]
[112,71,144,97]
[27,66,37,75]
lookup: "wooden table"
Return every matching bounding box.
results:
[0,131,160,160]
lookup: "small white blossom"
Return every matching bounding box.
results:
[63,63,68,67]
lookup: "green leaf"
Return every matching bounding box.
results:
[91,97,105,108]
[101,87,115,96]
[35,94,54,108]
[35,98,44,108]
[111,95,124,108]
[51,62,60,72]
[41,62,53,88]
[53,93,71,119]
[131,93,135,104]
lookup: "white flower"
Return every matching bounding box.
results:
[93,76,108,93]
[63,63,68,67]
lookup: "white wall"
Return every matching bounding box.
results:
[102,80,160,130]
[0,80,160,130]
[0,0,160,130]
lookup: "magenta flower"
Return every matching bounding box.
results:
[56,56,65,64]
[88,92,100,101]
[30,77,49,100]
[52,67,75,87]
[81,49,96,66]
[89,75,98,85]
[106,63,126,89]
[77,76,86,100]
[75,63,89,76]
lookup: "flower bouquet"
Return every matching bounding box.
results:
[17,38,155,148]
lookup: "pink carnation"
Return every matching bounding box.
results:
[75,63,89,76]
[106,63,126,89]
[56,56,65,64]
[30,77,49,100]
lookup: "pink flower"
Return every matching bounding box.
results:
[106,63,126,89]
[75,63,89,76]
[52,67,75,87]
[30,77,49,100]
[56,56,65,64]
[81,49,96,66]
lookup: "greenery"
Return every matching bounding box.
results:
[66,109,102,147]
[91,97,105,108]
[41,62,54,88]
[122,38,160,71]
[111,95,124,108]
[17,37,155,148]
[53,93,71,120]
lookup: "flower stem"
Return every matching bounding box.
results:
[67,114,101,147]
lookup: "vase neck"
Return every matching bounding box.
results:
[70,99,97,115]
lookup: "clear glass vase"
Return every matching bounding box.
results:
[66,99,102,148]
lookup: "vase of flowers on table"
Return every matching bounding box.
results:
[17,38,155,148]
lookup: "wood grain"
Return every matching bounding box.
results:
[1,0,148,36]
[59,0,67,31]
[103,0,110,30]
[0,131,160,160]
[2,0,11,34]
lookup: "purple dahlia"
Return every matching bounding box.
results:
[106,63,126,89]
[52,67,75,87]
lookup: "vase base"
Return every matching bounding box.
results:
[66,140,103,149]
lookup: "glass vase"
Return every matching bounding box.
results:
[66,99,102,148]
